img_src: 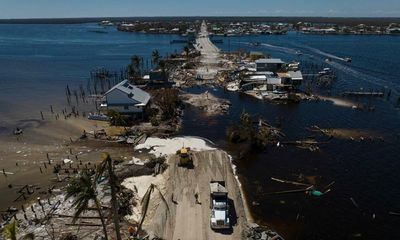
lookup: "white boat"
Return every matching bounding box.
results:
[226,82,240,91]
[344,57,352,63]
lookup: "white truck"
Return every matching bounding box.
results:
[210,181,230,230]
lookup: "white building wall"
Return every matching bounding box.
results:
[105,89,144,114]
[107,105,144,113]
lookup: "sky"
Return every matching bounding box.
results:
[1,0,399,19]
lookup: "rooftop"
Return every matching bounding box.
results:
[255,58,285,64]
[105,80,150,105]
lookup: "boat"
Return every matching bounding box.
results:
[87,113,109,121]
[344,57,352,63]
[99,20,114,26]
[318,68,333,76]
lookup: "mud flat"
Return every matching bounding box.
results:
[0,116,132,211]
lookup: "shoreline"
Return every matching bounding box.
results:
[5,132,254,239]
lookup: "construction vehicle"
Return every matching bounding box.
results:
[176,147,193,167]
[210,181,230,230]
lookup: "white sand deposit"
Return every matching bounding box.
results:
[135,136,215,156]
[122,174,166,223]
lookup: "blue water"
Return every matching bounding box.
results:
[1,24,400,239]
[0,23,186,125]
[185,33,400,239]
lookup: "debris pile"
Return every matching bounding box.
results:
[181,91,230,116]
[243,223,285,240]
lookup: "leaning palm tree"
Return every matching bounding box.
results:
[96,153,122,240]
[136,184,169,237]
[152,49,160,68]
[2,220,17,240]
[65,171,108,240]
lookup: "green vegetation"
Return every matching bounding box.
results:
[152,49,161,68]
[65,171,109,240]
[128,55,142,82]
[106,110,128,126]
[2,220,17,240]
[227,111,283,150]
[152,88,181,120]
[64,153,131,240]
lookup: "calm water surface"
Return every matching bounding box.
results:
[1,24,400,239]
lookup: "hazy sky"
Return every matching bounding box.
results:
[1,0,399,19]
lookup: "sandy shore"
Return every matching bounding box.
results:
[0,115,133,211]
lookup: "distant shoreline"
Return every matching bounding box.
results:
[0,16,399,26]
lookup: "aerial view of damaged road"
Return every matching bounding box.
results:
[0,1,400,240]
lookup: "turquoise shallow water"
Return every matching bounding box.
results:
[1,23,400,239]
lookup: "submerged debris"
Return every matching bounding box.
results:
[244,223,285,240]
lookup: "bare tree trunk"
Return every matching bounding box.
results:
[95,199,109,240]
[108,160,122,240]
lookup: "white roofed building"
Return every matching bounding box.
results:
[101,80,150,115]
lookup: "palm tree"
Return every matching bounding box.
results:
[127,64,136,81]
[158,59,168,81]
[152,49,160,68]
[136,184,169,237]
[2,221,36,240]
[131,55,141,76]
[128,55,142,81]
[65,171,109,240]
[183,46,190,59]
[2,220,17,240]
[96,153,122,240]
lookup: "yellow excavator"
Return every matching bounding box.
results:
[176,147,193,167]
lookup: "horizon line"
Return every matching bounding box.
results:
[1,16,400,21]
